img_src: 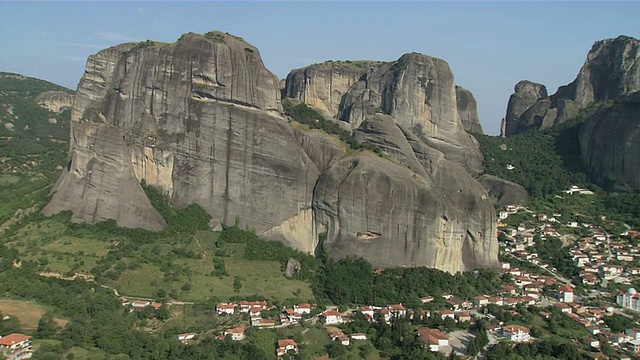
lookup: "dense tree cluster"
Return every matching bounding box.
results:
[474,118,590,199]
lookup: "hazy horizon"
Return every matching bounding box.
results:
[2,1,639,134]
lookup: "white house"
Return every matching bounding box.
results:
[321,310,343,325]
[502,325,531,342]
[617,288,640,311]
[177,333,196,344]
[558,285,574,303]
[418,328,449,352]
[224,327,246,341]
[216,303,236,315]
[276,339,298,357]
[0,334,32,360]
[239,301,267,313]
[294,303,311,315]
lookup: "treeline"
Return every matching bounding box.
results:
[474,118,590,199]
[487,339,582,360]
[219,227,502,307]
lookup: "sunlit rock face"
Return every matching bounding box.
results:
[45,31,499,272]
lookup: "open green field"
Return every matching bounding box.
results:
[0,299,67,330]
[302,326,331,354]
[3,207,314,303]
[41,236,112,257]
[113,257,313,302]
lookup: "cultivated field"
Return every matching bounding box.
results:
[0,299,67,330]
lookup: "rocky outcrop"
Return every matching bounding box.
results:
[456,86,483,134]
[503,81,547,136]
[35,91,73,113]
[336,53,484,175]
[313,154,498,272]
[579,92,640,191]
[284,61,380,117]
[504,35,640,136]
[44,31,499,273]
[44,32,319,255]
[477,174,530,206]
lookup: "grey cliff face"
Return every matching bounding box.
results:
[504,81,547,136]
[313,154,498,272]
[283,61,379,117]
[44,32,319,254]
[477,174,530,207]
[286,54,498,270]
[45,31,499,273]
[455,85,483,134]
[504,35,640,136]
[336,53,484,175]
[579,92,640,191]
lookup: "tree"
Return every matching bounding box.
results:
[36,313,59,339]
[233,276,243,293]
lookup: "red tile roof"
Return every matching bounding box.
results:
[0,334,31,346]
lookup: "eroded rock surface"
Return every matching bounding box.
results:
[45,31,499,272]
[477,174,530,206]
[580,92,640,191]
[456,85,483,134]
[44,32,319,255]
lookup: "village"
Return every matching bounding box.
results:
[4,187,640,360]
[101,188,640,359]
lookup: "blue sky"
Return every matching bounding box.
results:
[1,1,639,134]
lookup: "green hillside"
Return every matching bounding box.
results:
[0,73,72,229]
[474,117,640,228]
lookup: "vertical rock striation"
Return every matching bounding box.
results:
[579,92,640,191]
[45,31,499,273]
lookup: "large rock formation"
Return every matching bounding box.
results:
[43,32,320,253]
[455,86,483,134]
[504,35,640,136]
[44,31,499,272]
[284,53,497,270]
[580,92,640,191]
[477,174,530,206]
[283,61,381,117]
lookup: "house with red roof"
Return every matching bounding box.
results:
[0,333,32,360]
[294,303,311,315]
[417,328,449,352]
[558,285,574,303]
[321,310,343,325]
[502,325,531,342]
[240,300,267,313]
[216,303,236,315]
[276,339,298,357]
[224,327,246,341]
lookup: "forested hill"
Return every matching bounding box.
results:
[474,117,640,227]
[473,117,591,199]
[0,72,72,229]
[0,72,72,172]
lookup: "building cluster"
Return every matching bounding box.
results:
[500,201,640,292]
[120,297,164,312]
[498,202,640,358]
